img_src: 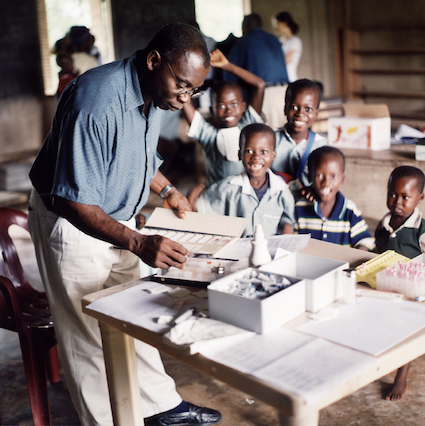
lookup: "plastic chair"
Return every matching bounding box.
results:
[0,207,60,426]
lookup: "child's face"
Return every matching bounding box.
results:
[285,88,319,139]
[241,132,276,180]
[212,86,246,128]
[310,154,345,204]
[387,177,424,222]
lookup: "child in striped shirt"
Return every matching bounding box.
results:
[294,146,374,250]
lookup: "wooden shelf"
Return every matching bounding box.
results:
[350,68,425,75]
[350,48,425,55]
[352,91,425,99]
[349,23,425,31]
[390,112,425,121]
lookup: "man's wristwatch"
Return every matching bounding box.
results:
[159,184,175,200]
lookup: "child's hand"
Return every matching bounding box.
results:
[302,186,317,202]
[210,49,229,69]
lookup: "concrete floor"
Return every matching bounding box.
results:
[1,165,425,425]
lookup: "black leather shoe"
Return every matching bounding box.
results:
[144,403,222,426]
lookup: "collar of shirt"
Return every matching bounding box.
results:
[230,170,289,197]
[313,191,347,221]
[281,125,309,147]
[380,207,423,234]
[125,52,146,112]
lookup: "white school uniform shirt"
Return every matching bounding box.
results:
[197,170,295,238]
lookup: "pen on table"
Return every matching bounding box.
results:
[416,296,425,302]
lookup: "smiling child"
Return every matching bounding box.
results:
[374,166,425,402]
[295,146,374,250]
[183,49,265,187]
[272,79,327,188]
[196,123,295,237]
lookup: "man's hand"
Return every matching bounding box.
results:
[162,187,192,219]
[52,196,188,269]
[135,234,188,269]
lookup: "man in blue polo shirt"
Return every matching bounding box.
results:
[225,13,289,130]
[28,23,222,426]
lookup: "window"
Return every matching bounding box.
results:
[194,0,248,42]
[37,0,114,95]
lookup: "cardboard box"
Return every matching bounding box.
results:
[328,104,391,151]
[208,268,305,334]
[259,253,349,312]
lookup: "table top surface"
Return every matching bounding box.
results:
[81,240,425,415]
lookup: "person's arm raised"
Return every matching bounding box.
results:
[210,49,265,115]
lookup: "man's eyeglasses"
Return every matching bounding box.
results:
[164,59,204,99]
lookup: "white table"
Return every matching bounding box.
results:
[82,241,425,426]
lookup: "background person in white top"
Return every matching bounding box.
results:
[273,12,303,83]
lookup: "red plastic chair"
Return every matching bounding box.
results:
[0,207,60,426]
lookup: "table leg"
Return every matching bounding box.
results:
[278,409,319,426]
[100,323,145,426]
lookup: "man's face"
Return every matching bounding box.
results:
[149,50,209,111]
[212,86,246,128]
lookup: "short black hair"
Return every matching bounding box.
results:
[210,80,243,103]
[308,146,345,174]
[242,13,262,33]
[145,22,210,68]
[389,166,425,193]
[274,11,299,35]
[285,78,322,109]
[239,123,276,151]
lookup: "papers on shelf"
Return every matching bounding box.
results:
[296,297,425,356]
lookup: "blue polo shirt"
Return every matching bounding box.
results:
[30,51,164,221]
[225,27,289,85]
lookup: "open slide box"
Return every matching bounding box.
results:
[208,267,306,334]
[259,253,349,313]
[141,208,247,257]
[328,104,391,151]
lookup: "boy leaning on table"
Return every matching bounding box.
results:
[375,165,425,401]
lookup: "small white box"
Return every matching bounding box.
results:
[208,268,305,334]
[260,253,349,312]
[328,104,391,151]
[415,139,425,161]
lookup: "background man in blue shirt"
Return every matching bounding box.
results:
[28,23,222,426]
[226,13,290,130]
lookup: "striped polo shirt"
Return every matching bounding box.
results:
[295,191,375,250]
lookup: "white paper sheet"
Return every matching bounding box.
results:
[198,328,314,373]
[86,281,194,333]
[252,338,377,405]
[198,328,376,405]
[214,234,311,260]
[296,297,425,356]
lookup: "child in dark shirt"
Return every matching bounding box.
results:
[375,165,425,400]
